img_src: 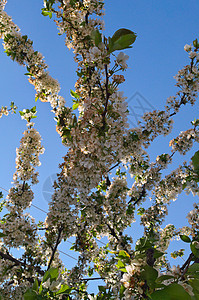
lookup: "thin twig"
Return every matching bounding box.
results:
[82,277,105,281]
[102,64,109,129]
[106,223,131,256]
[107,162,121,173]
[128,185,146,205]
[47,226,63,270]
[97,76,106,100]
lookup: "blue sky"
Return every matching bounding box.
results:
[0,0,199,290]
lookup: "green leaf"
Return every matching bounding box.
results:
[70,0,78,8]
[190,242,199,258]
[191,151,199,172]
[72,102,79,110]
[141,265,158,289]
[118,250,130,258]
[108,28,137,53]
[156,275,174,283]
[43,267,59,283]
[23,289,38,300]
[180,235,191,243]
[191,119,199,127]
[151,283,191,300]
[32,279,39,292]
[41,9,52,19]
[120,268,127,272]
[153,249,164,259]
[22,35,28,41]
[188,263,199,276]
[70,89,80,99]
[119,284,125,298]
[116,260,125,269]
[91,29,102,46]
[31,106,36,113]
[55,284,72,295]
[193,38,199,49]
[62,128,72,141]
[189,278,199,293]
[98,286,106,293]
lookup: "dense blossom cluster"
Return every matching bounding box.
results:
[187,203,199,236]
[170,128,199,155]
[0,0,66,111]
[165,44,199,113]
[0,0,199,299]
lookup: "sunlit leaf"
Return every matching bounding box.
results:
[108,28,137,53]
[180,235,191,243]
[151,283,191,300]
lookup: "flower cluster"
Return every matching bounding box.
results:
[187,203,199,236]
[165,43,199,113]
[0,102,17,118]
[169,128,199,155]
[140,110,174,145]
[121,259,147,299]
[0,4,66,112]
[0,106,8,117]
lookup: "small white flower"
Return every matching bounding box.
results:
[192,241,199,249]
[42,278,51,289]
[116,52,129,69]
[184,44,192,52]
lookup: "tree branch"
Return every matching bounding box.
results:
[128,185,146,205]
[0,250,44,277]
[180,253,194,276]
[0,250,25,267]
[106,223,131,256]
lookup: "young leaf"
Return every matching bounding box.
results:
[55,284,72,295]
[191,151,199,172]
[151,283,191,300]
[190,242,199,258]
[118,250,130,258]
[108,28,137,53]
[43,267,59,283]
[188,278,199,294]
[70,89,80,99]
[156,275,174,284]
[32,279,39,292]
[91,29,102,46]
[23,289,38,300]
[72,102,79,110]
[116,260,125,269]
[141,265,158,289]
[180,235,191,243]
[188,263,199,276]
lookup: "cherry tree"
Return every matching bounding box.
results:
[0,0,199,299]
